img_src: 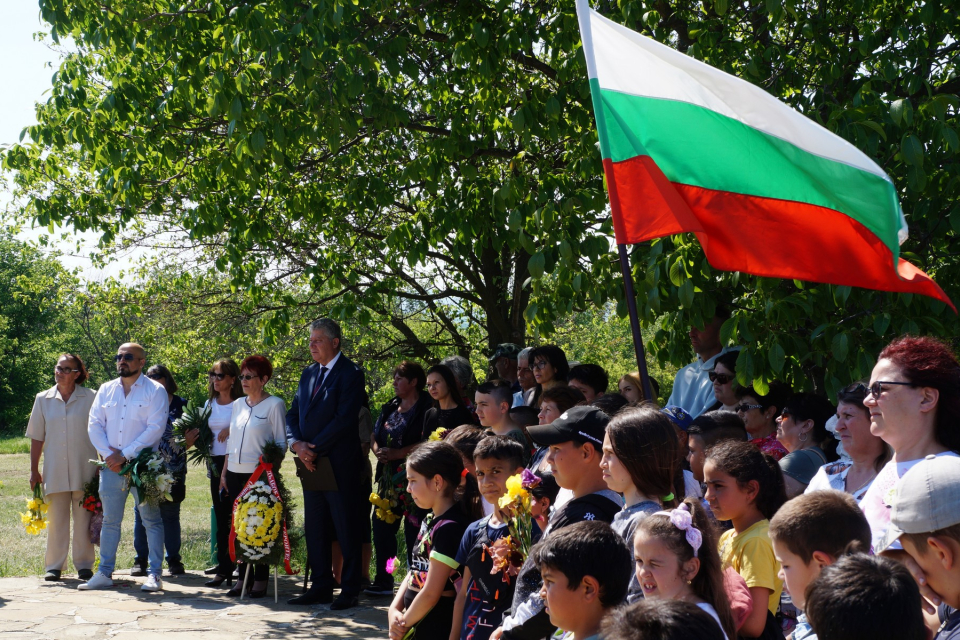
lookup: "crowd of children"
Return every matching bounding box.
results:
[382,334,960,640]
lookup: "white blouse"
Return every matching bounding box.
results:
[205,398,234,457]
[225,395,287,474]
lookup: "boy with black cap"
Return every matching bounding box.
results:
[495,406,623,640]
[879,455,960,640]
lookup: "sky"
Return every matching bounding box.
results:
[0,4,127,279]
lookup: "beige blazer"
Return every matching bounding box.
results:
[25,385,98,494]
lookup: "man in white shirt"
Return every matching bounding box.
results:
[80,343,169,592]
[667,308,737,418]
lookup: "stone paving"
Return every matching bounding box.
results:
[0,570,392,639]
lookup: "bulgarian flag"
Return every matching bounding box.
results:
[576,1,954,310]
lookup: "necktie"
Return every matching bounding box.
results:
[311,366,328,400]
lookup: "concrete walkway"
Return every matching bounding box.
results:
[0,570,391,639]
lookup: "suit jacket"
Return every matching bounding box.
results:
[286,354,366,488]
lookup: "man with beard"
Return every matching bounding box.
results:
[80,343,168,592]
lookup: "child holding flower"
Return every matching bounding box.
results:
[389,441,480,640]
[450,436,527,640]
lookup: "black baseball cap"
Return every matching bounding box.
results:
[489,343,522,362]
[527,406,610,447]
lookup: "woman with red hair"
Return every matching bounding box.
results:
[219,355,287,598]
[860,335,960,551]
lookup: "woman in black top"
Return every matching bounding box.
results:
[423,365,474,437]
[368,361,433,595]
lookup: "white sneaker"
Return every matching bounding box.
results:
[141,574,162,592]
[78,572,113,590]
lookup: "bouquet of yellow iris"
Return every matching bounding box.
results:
[22,484,49,535]
[485,469,541,582]
[370,435,414,524]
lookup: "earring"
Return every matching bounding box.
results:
[799,432,808,443]
[687,580,692,585]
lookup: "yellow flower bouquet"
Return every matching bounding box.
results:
[485,469,542,582]
[228,441,297,573]
[22,484,48,535]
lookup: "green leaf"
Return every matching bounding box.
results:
[679,280,694,308]
[901,134,924,166]
[768,342,785,372]
[873,313,891,336]
[831,333,849,362]
[528,252,545,278]
[720,316,737,346]
[668,256,685,286]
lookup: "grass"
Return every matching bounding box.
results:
[0,452,309,577]
[0,447,399,582]
[0,436,31,455]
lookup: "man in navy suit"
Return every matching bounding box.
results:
[286,318,366,608]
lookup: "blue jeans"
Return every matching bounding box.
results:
[99,468,164,577]
[133,501,182,567]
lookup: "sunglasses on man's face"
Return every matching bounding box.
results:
[114,353,139,362]
[708,371,733,384]
[208,372,226,380]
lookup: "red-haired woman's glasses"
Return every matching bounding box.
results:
[866,381,917,398]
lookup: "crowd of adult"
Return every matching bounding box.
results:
[24,313,960,640]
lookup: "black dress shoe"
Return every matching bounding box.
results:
[205,575,233,588]
[226,585,245,597]
[204,566,220,575]
[168,562,185,575]
[248,588,267,598]
[44,570,62,581]
[78,569,94,581]
[330,595,359,610]
[288,590,334,605]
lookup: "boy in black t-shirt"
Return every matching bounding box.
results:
[452,436,527,640]
[497,407,623,640]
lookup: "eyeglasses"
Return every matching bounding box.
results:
[708,371,733,384]
[114,353,138,362]
[735,403,762,413]
[208,372,226,380]
[841,383,868,395]
[532,361,549,370]
[146,373,165,381]
[54,366,79,374]
[866,381,917,398]
[238,374,260,381]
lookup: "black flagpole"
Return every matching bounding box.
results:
[617,243,656,402]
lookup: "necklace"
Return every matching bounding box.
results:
[844,466,877,496]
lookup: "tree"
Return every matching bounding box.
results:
[0,233,77,431]
[3,0,958,396]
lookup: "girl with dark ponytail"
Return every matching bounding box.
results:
[703,440,787,639]
[387,441,478,640]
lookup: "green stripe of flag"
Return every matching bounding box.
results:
[593,81,901,256]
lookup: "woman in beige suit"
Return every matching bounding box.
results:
[26,354,98,582]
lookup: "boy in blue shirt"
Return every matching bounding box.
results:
[452,436,527,640]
